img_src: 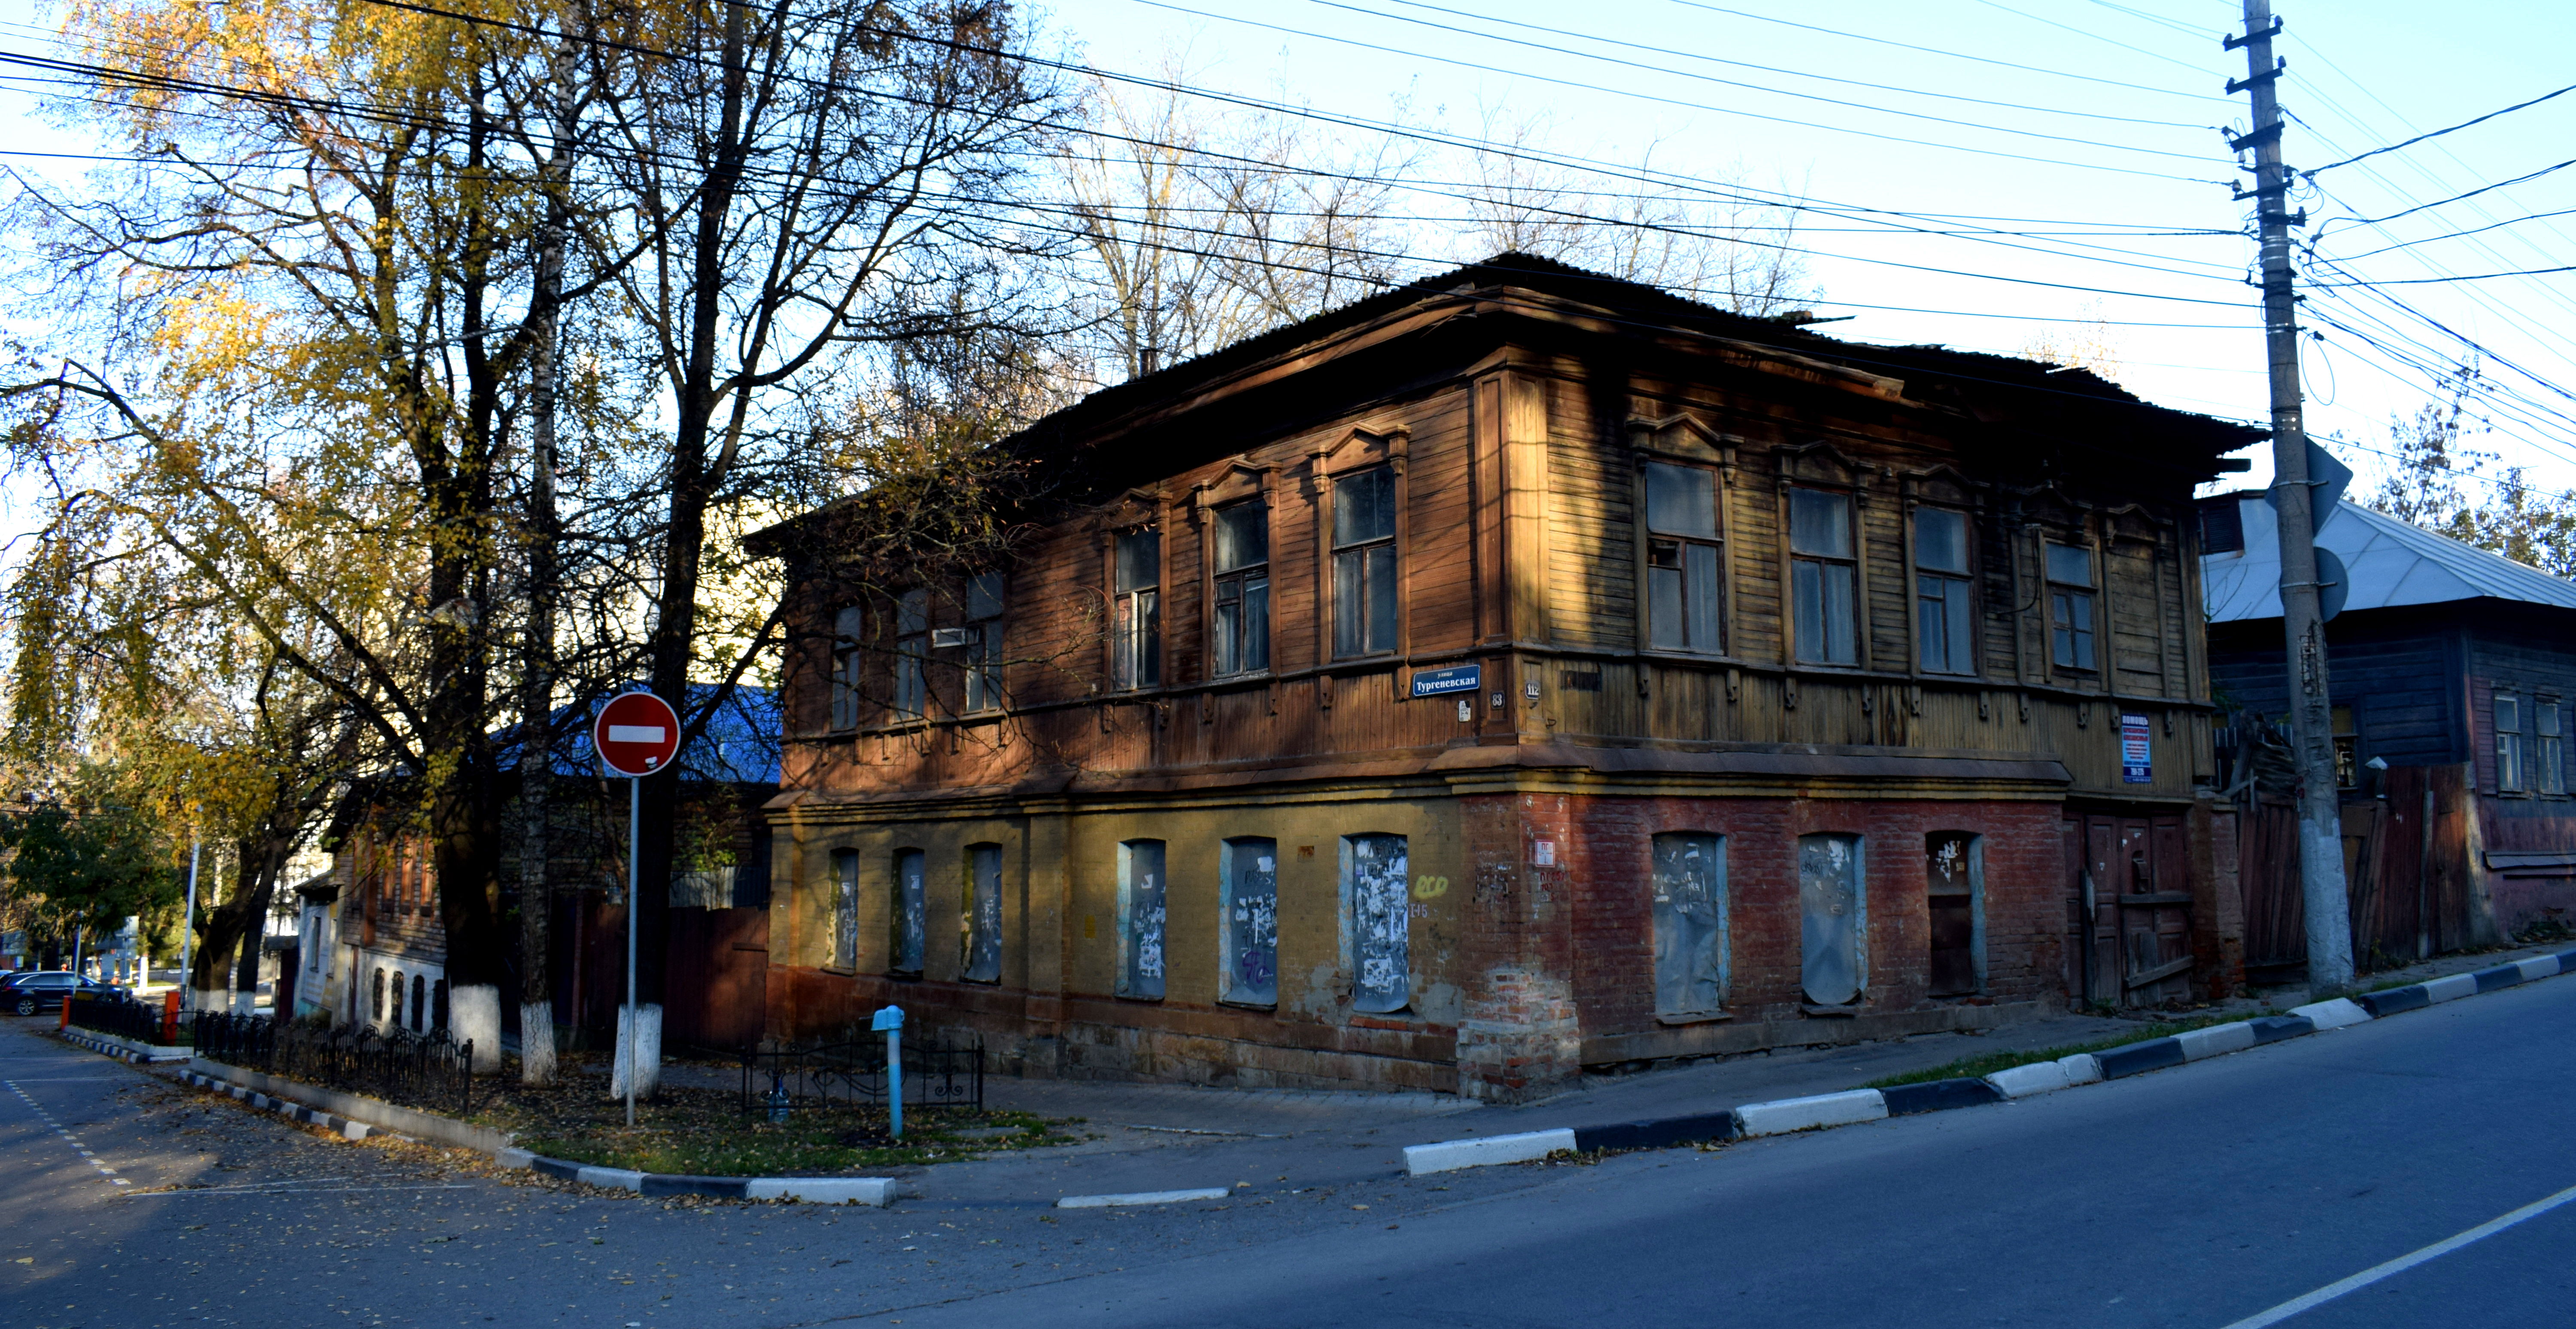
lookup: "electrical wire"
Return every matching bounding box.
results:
[2303,82,2576,179]
[1665,0,2235,104]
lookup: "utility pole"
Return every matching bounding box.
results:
[2230,0,2354,994]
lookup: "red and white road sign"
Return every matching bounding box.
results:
[592,690,681,777]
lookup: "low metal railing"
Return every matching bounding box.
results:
[193,1012,475,1117]
[738,1033,984,1117]
[67,990,168,1046]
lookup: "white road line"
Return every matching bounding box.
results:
[2218,1180,2576,1329]
[7,1080,134,1188]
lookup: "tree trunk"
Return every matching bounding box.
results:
[516,159,568,1086]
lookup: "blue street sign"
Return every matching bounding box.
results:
[1410,664,1481,698]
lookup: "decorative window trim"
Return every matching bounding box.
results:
[1314,427,1410,665]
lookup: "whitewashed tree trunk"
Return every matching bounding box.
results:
[609,1004,662,1100]
[519,999,557,1085]
[450,984,502,1071]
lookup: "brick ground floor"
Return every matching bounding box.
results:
[762,773,2225,1101]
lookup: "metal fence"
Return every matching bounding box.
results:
[193,1012,476,1117]
[67,991,168,1046]
[739,1034,984,1117]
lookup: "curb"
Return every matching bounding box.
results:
[1403,947,2576,1177]
[164,1064,901,1208]
[1055,1187,1235,1209]
[55,1028,191,1064]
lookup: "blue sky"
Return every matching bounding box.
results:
[4,0,2571,522]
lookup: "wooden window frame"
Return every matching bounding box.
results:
[1209,499,1272,678]
[829,606,865,731]
[893,589,930,720]
[2541,697,2566,796]
[2044,539,2099,673]
[2496,691,2527,794]
[1910,504,1977,676]
[1328,464,1403,661]
[1785,485,1862,668]
[1639,459,1727,655]
[1111,529,1163,691]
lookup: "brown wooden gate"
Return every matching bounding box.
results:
[2066,811,2194,1007]
[2238,765,2481,978]
[665,906,770,1053]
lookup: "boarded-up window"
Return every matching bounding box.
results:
[1798,833,1867,1007]
[961,844,1003,983]
[1222,837,1279,1006]
[830,848,859,971]
[1651,833,1727,1019]
[1914,508,1974,675]
[1213,503,1271,676]
[1343,833,1409,1013]
[1789,488,1857,665]
[1117,840,1167,1000]
[891,849,927,975]
[1644,462,1722,653]
[1926,832,1981,997]
[1333,467,1399,658]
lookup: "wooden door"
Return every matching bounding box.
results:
[2067,812,2194,1007]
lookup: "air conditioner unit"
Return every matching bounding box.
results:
[930,628,972,649]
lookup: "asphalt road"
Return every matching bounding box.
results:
[2,974,2570,1328]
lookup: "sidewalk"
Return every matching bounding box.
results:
[894,938,2573,1207]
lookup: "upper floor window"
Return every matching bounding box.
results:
[1645,462,1722,653]
[1914,508,1974,675]
[2543,698,2566,796]
[2046,543,2096,671]
[830,606,865,730]
[2333,705,2358,789]
[894,589,930,719]
[1333,466,1398,657]
[1212,502,1270,676]
[2496,692,2527,793]
[964,572,1005,713]
[1113,530,1162,689]
[1789,487,1857,665]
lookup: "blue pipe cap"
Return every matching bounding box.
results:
[871,1005,905,1032]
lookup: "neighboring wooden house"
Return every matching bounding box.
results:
[752,254,2260,1100]
[2202,491,2576,971]
[313,686,781,1051]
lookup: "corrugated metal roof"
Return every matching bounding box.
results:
[2202,495,2576,622]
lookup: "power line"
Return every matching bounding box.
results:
[1665,0,2235,103]
[1342,0,2217,130]
[1969,0,2224,78]
[2305,81,2576,178]
[1139,0,2229,180]
[2319,207,2576,264]
[2309,264,2576,287]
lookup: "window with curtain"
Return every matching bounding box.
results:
[2497,693,2527,793]
[964,572,1005,712]
[830,606,864,729]
[1789,488,1857,665]
[1212,502,1270,676]
[1914,508,1975,674]
[2047,543,2096,670]
[1117,840,1167,1000]
[1221,837,1279,1006]
[961,844,1003,983]
[894,590,929,719]
[1113,530,1161,689]
[891,849,927,975]
[1333,467,1399,657]
[1645,462,1722,652]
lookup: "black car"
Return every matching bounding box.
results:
[0,971,122,1016]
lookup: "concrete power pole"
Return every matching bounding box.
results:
[2230,0,2354,994]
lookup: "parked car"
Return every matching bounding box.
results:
[0,971,122,1016]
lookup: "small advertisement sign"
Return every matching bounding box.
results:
[2120,712,2153,784]
[1410,663,1481,698]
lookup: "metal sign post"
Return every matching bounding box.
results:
[592,690,682,1129]
[176,831,200,1011]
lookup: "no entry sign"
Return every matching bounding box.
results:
[592,690,682,777]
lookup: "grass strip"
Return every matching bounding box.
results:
[1862,1011,2275,1090]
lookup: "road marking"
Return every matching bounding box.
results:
[6,1080,133,1187]
[2218,1180,2576,1329]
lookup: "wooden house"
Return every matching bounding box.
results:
[751,255,2260,1099]
[2202,491,2576,973]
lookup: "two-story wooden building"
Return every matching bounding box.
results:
[751,255,2260,1099]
